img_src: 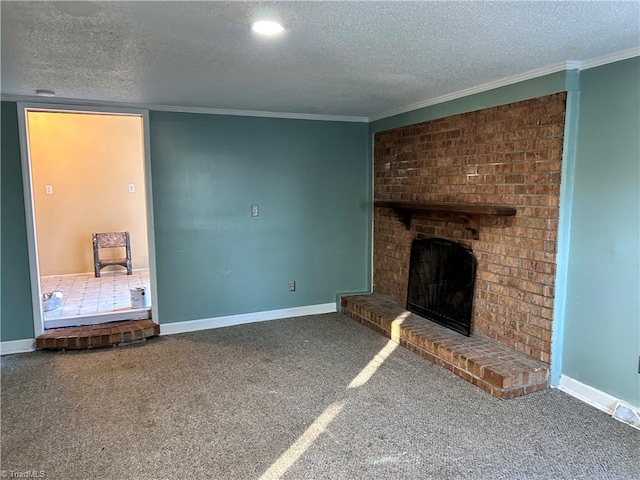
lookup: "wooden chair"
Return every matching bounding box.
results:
[92,231,132,277]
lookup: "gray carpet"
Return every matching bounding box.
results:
[1,313,638,480]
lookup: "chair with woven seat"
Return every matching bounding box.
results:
[92,231,132,277]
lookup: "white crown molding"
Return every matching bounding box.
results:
[565,61,582,71]
[578,46,640,71]
[368,61,569,122]
[369,47,640,122]
[2,48,637,124]
[159,302,337,336]
[0,94,368,123]
[0,338,36,355]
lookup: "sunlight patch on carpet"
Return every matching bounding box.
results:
[347,312,408,389]
[258,401,346,480]
[348,339,399,389]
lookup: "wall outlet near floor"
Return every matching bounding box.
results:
[45,185,53,195]
[288,281,296,292]
[251,204,259,217]
[128,183,135,193]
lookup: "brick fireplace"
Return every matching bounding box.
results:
[343,92,566,398]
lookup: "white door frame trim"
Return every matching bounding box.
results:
[16,102,159,336]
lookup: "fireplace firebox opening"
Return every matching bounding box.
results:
[406,238,477,336]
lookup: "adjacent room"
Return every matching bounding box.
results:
[27,110,152,328]
[1,2,638,479]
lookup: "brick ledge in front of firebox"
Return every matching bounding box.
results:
[341,293,549,399]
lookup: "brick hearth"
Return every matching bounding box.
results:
[36,319,159,350]
[342,294,549,399]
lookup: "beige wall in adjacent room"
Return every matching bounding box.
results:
[28,111,149,276]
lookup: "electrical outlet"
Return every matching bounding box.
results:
[289,281,296,292]
[128,183,135,193]
[45,185,53,195]
[251,205,259,217]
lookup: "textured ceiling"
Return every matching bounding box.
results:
[1,1,639,119]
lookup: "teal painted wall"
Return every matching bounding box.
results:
[1,101,35,341]
[562,58,640,407]
[0,105,370,340]
[369,71,567,133]
[149,112,371,323]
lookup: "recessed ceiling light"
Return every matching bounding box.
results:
[251,20,284,36]
[35,89,56,97]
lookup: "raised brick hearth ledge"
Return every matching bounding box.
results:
[36,319,159,350]
[342,294,549,399]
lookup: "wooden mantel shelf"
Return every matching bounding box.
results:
[374,200,517,239]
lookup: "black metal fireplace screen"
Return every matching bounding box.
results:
[406,238,477,336]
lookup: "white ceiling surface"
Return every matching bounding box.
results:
[1,1,639,120]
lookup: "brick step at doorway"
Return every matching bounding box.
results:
[341,294,549,399]
[36,319,160,350]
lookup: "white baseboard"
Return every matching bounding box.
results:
[0,303,337,354]
[159,302,337,336]
[0,338,36,355]
[557,374,625,415]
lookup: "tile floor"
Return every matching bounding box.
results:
[41,269,151,321]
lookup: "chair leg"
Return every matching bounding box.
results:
[92,234,101,278]
[125,232,132,275]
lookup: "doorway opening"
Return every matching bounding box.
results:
[18,105,158,334]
